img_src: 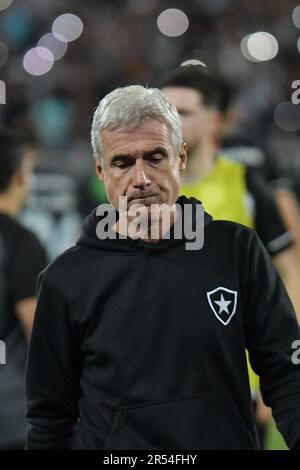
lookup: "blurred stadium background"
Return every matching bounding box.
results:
[2,0,300,450]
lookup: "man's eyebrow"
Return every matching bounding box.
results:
[110,147,169,164]
[110,154,132,165]
[143,147,169,158]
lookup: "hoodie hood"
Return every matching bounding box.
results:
[76,195,213,253]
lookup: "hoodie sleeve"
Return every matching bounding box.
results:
[242,230,300,449]
[25,272,81,449]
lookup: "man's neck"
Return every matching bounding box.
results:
[0,194,20,218]
[182,140,218,183]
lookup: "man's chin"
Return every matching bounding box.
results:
[128,195,162,208]
[127,203,154,221]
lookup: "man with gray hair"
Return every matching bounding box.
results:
[26,85,300,450]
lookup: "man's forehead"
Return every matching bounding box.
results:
[101,120,173,156]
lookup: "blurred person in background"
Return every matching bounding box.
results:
[1,82,83,262]
[0,129,46,450]
[221,132,300,277]
[162,65,300,448]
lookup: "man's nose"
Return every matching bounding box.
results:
[132,160,151,189]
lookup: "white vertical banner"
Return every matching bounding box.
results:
[0,340,6,365]
[0,80,6,104]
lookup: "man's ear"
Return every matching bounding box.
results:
[179,142,187,174]
[94,155,105,181]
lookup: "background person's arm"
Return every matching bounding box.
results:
[274,187,300,268]
[246,169,300,322]
[15,297,36,340]
[273,247,300,325]
[10,230,47,340]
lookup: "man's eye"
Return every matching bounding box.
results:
[149,155,163,163]
[113,161,131,169]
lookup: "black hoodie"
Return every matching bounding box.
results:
[25,196,300,450]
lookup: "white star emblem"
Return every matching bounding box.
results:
[214,294,232,315]
[206,287,238,326]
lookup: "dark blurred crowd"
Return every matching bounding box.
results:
[1,0,300,196]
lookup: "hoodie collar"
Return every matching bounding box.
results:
[76,195,212,253]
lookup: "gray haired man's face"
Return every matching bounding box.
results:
[95,119,187,214]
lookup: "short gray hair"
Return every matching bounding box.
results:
[91,85,183,162]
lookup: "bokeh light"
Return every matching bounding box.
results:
[274,101,300,131]
[23,47,54,76]
[180,59,207,67]
[157,9,189,37]
[52,13,83,42]
[292,5,300,29]
[0,42,8,67]
[38,33,68,61]
[0,0,13,12]
[240,34,257,61]
[240,32,278,62]
[248,32,278,61]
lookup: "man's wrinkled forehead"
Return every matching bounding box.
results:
[101,119,175,158]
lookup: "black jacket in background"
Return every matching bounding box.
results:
[25,196,300,450]
[0,213,46,448]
